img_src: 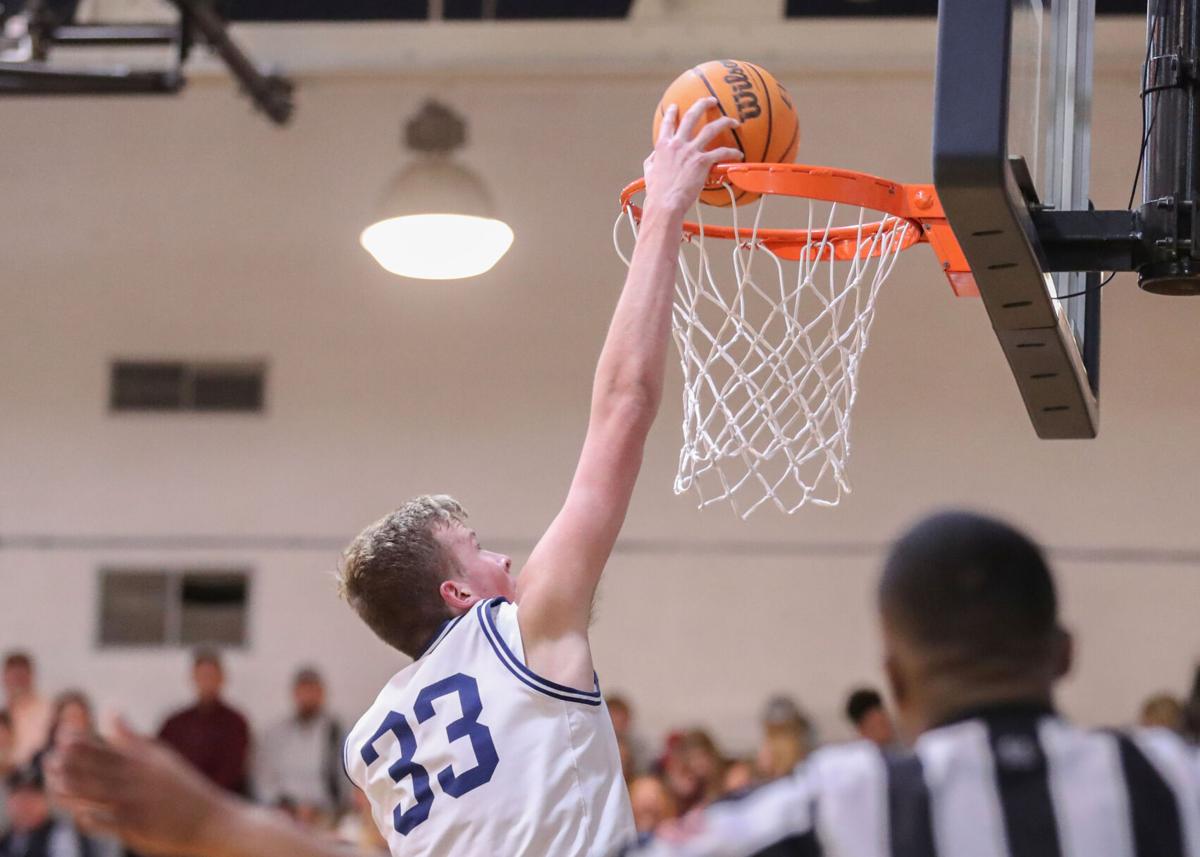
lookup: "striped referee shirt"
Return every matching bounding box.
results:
[620,703,1200,857]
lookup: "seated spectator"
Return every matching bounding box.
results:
[1185,665,1200,743]
[628,775,677,835]
[679,729,726,807]
[1139,692,1184,731]
[719,758,756,796]
[755,694,812,780]
[0,766,94,857]
[0,712,11,836]
[0,710,13,778]
[616,734,636,785]
[607,694,649,778]
[657,732,701,814]
[158,648,250,795]
[334,787,388,853]
[254,666,345,818]
[3,653,52,768]
[844,686,897,747]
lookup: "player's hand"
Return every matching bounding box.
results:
[47,719,230,857]
[643,97,743,216]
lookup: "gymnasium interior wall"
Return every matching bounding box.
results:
[2,15,1197,752]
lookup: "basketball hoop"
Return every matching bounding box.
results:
[616,163,970,517]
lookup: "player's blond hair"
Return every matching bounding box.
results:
[337,495,468,657]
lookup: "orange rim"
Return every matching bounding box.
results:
[620,163,974,287]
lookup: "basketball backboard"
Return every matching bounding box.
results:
[934,0,1100,438]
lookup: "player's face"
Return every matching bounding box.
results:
[443,523,516,603]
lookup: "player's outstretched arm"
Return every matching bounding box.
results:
[515,99,742,689]
[49,725,358,857]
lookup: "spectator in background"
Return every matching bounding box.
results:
[1185,665,1200,743]
[844,686,897,747]
[0,712,12,836]
[32,691,99,778]
[0,766,94,857]
[3,652,53,768]
[720,758,756,795]
[1139,692,1185,732]
[628,775,677,836]
[607,694,648,778]
[158,648,250,795]
[678,729,725,807]
[755,694,813,780]
[254,666,345,822]
[334,788,388,854]
[657,732,700,814]
[0,710,14,778]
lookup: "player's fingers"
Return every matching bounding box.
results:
[693,115,740,150]
[111,715,144,748]
[656,104,678,144]
[676,97,716,141]
[704,147,745,164]
[55,742,128,799]
[73,806,122,841]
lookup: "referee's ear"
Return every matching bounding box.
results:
[1051,626,1074,681]
[884,653,907,709]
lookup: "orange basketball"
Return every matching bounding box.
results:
[652,60,800,207]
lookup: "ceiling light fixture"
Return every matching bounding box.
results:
[360,100,513,280]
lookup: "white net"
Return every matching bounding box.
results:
[614,185,913,517]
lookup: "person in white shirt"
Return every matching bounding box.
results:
[254,667,345,819]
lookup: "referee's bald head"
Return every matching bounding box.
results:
[879,511,1062,673]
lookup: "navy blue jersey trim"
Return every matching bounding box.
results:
[481,598,601,698]
[476,598,602,706]
[418,611,468,660]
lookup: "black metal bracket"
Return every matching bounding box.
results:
[1033,209,1143,272]
[0,0,292,124]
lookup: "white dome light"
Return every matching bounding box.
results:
[362,101,513,281]
[360,214,514,280]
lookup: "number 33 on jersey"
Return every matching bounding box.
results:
[344,597,635,857]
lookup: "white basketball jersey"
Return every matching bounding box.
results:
[344,597,635,857]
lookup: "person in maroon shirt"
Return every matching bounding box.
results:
[158,649,250,795]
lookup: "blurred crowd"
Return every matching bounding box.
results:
[2,647,1198,856]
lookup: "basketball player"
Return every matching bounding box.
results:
[621,512,1200,856]
[47,98,743,857]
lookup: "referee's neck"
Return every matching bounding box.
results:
[915,680,1057,736]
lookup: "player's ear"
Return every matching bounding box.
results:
[439,578,474,612]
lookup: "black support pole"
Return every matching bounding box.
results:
[1139,0,1200,293]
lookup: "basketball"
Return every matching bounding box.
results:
[652,59,800,206]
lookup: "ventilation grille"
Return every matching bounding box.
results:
[110,360,266,413]
[98,569,251,648]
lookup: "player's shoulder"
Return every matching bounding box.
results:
[474,596,605,707]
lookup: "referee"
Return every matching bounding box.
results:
[623,511,1200,857]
